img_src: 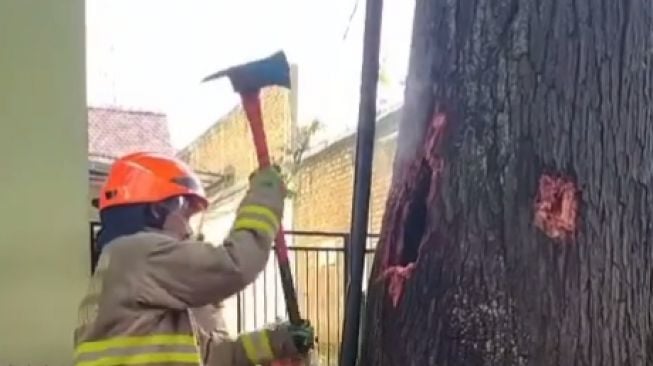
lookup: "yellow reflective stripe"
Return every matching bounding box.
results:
[240,331,274,364]
[238,205,280,228]
[256,332,274,361]
[75,335,196,355]
[76,352,200,366]
[233,218,276,238]
[240,335,257,362]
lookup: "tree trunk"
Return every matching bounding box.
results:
[361,1,652,365]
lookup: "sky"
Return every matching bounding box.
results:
[85,0,415,149]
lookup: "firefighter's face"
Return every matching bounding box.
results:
[160,196,204,240]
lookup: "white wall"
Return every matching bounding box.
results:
[199,196,241,335]
[0,1,88,364]
[200,192,294,335]
[240,197,295,332]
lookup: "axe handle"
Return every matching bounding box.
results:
[241,92,302,326]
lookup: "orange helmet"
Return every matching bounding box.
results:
[99,152,208,212]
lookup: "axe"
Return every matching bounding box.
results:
[203,51,301,325]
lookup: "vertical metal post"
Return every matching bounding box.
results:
[339,0,384,364]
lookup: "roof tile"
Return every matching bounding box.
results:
[88,107,174,158]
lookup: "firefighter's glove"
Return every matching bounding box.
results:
[287,320,315,354]
[249,165,286,194]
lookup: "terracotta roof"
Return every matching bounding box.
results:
[88,107,174,158]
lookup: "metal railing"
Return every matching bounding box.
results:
[89,222,378,365]
[235,230,377,366]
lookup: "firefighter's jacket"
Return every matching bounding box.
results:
[74,183,300,366]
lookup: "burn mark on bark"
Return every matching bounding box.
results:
[533,174,579,241]
[381,263,417,308]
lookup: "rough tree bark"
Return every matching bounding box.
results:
[361,0,652,365]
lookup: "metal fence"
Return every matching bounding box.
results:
[89,222,378,365]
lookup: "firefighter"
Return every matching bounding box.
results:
[75,152,314,366]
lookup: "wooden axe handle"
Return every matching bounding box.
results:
[241,92,302,326]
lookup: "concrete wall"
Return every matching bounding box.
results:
[0,1,88,364]
[179,87,294,182]
[294,111,399,236]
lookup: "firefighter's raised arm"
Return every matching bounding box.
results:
[136,167,285,308]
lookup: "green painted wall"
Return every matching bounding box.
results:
[0,1,88,364]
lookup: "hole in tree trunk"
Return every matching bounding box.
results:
[379,113,449,307]
[381,162,433,307]
[398,162,431,267]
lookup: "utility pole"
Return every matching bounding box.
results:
[339,0,384,365]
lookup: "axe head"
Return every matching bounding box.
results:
[202,51,291,94]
